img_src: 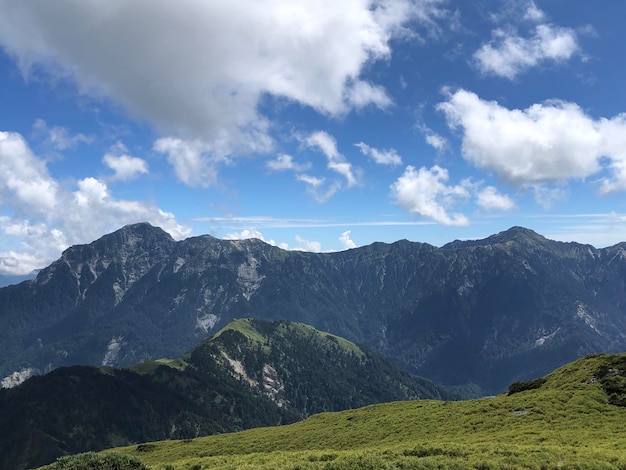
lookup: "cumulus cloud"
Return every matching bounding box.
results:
[224,227,269,242]
[153,138,219,188]
[266,154,311,172]
[474,2,579,80]
[33,119,93,150]
[355,142,402,166]
[0,131,189,275]
[103,143,149,181]
[597,115,626,193]
[294,235,322,252]
[345,81,393,110]
[0,131,58,217]
[390,165,470,226]
[306,131,358,187]
[476,186,515,211]
[339,230,358,249]
[0,0,447,164]
[417,124,448,151]
[437,90,626,192]
[523,1,546,22]
[221,226,340,252]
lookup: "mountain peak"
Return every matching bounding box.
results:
[487,226,546,243]
[84,222,175,252]
[442,226,547,249]
[113,222,174,240]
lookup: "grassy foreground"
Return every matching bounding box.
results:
[55,354,626,469]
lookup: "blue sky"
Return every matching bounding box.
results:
[0,0,626,274]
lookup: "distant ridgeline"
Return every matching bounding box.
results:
[2,222,626,395]
[0,319,452,470]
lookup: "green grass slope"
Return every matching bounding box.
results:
[104,353,626,469]
[2,319,450,470]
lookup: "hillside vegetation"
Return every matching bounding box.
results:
[0,319,448,470]
[96,353,626,469]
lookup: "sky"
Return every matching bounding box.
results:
[0,0,626,275]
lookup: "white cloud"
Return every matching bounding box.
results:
[153,138,219,188]
[299,177,342,203]
[223,227,269,242]
[266,154,311,172]
[531,185,569,209]
[0,131,58,216]
[103,143,149,181]
[345,81,393,110]
[339,230,357,249]
[476,186,515,211]
[437,90,626,190]
[0,0,446,158]
[597,114,626,193]
[424,133,448,151]
[523,1,545,22]
[390,165,470,226]
[417,124,448,151]
[294,235,322,252]
[306,131,358,187]
[33,119,93,150]
[221,226,333,252]
[0,131,189,275]
[355,142,402,166]
[474,23,579,79]
[297,174,325,189]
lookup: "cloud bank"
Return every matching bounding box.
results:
[0,0,446,164]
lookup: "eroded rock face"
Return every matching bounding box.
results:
[1,367,39,388]
[2,223,626,394]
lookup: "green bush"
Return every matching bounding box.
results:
[40,451,148,470]
[507,377,546,395]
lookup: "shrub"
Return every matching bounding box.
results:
[40,451,148,470]
[507,377,546,395]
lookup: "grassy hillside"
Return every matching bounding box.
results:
[100,353,626,469]
[2,319,450,470]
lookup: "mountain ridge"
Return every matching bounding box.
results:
[2,223,626,394]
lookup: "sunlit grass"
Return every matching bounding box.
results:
[103,354,626,469]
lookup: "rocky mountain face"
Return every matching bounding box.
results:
[1,223,626,394]
[0,318,446,470]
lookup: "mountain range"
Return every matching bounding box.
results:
[0,318,449,470]
[1,223,626,394]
